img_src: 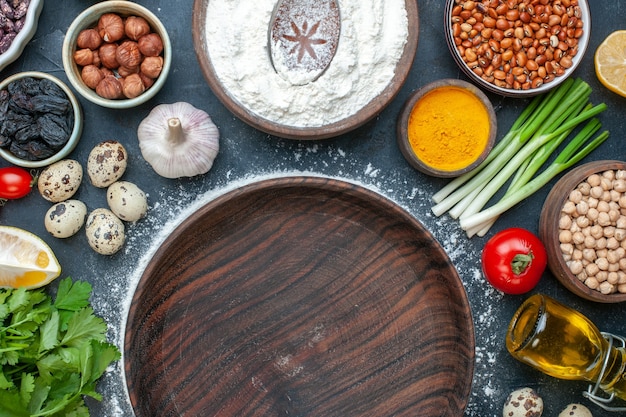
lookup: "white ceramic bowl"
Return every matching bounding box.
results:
[0,0,44,72]
[444,0,591,97]
[62,1,171,109]
[0,71,83,168]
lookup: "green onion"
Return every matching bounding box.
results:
[431,78,609,237]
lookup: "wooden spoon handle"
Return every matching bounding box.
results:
[269,0,341,85]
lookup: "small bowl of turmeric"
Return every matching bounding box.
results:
[396,79,497,178]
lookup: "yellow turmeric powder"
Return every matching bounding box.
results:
[407,86,490,172]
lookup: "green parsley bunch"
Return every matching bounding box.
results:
[0,277,121,416]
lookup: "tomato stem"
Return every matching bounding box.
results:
[511,253,534,275]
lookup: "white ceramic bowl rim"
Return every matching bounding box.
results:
[62,1,172,109]
[0,71,83,168]
[444,0,591,97]
[0,0,44,72]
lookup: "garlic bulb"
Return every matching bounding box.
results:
[137,102,219,178]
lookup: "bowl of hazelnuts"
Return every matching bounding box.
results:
[62,1,171,109]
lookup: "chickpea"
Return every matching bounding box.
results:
[586,207,599,222]
[611,190,622,202]
[560,242,574,256]
[590,224,604,239]
[598,211,612,227]
[559,230,572,243]
[559,214,572,230]
[615,179,626,193]
[601,177,614,191]
[596,270,609,282]
[572,231,585,245]
[603,226,616,238]
[583,235,596,249]
[618,283,626,294]
[569,189,583,204]
[568,260,583,275]
[607,237,620,250]
[585,262,600,277]
[587,174,601,187]
[596,257,609,271]
[585,276,600,290]
[562,201,576,215]
[578,182,591,195]
[607,249,622,264]
[590,186,603,199]
[603,170,616,181]
[575,216,589,229]
[599,281,615,295]
[608,271,620,285]
[576,200,589,216]
[597,200,610,213]
[617,216,626,229]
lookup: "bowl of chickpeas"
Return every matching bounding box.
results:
[539,160,626,303]
[445,0,591,97]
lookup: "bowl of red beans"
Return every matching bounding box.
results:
[444,0,590,97]
[539,160,626,303]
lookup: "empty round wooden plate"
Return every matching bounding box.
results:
[124,176,475,417]
[191,0,419,139]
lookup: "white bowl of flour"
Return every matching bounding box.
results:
[192,0,419,140]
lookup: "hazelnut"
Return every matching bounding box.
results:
[116,40,143,69]
[76,28,102,50]
[73,48,94,66]
[118,65,139,78]
[81,65,104,89]
[139,72,155,89]
[96,75,124,99]
[138,33,163,57]
[100,67,115,78]
[92,49,101,67]
[99,43,119,69]
[98,13,125,43]
[125,16,151,41]
[140,56,163,79]
[122,73,146,99]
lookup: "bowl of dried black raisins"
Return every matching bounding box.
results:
[0,71,83,168]
[0,0,45,72]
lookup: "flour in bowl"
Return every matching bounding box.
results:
[203,0,408,127]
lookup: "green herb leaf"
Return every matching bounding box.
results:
[0,277,120,417]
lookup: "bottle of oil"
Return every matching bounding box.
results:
[506,294,626,402]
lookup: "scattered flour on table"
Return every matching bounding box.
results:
[203,0,408,127]
[85,144,505,417]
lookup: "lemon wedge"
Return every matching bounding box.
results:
[594,30,626,98]
[0,226,61,289]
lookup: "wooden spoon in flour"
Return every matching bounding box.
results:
[269,0,341,85]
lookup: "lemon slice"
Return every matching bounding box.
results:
[594,30,626,98]
[0,226,61,289]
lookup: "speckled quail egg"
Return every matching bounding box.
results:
[85,208,125,255]
[37,159,83,202]
[44,199,87,238]
[87,140,128,188]
[503,387,543,417]
[558,404,593,417]
[107,181,148,222]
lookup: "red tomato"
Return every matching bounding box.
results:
[0,167,34,200]
[481,227,547,294]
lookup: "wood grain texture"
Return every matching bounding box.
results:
[124,177,474,416]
